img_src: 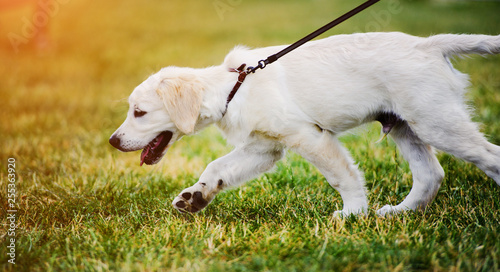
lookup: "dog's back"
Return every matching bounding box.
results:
[222,32,500,135]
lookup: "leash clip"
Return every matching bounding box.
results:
[258,59,267,69]
[246,59,268,74]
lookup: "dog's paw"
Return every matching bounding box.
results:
[376,205,406,217]
[376,205,394,217]
[333,210,349,219]
[377,204,418,217]
[172,187,211,213]
[333,208,367,219]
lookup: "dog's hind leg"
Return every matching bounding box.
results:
[286,125,368,217]
[408,103,500,186]
[377,122,445,216]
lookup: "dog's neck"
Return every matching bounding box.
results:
[191,65,242,132]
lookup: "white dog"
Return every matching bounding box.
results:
[110,32,500,216]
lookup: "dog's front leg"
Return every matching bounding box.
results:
[286,126,368,217]
[172,141,284,213]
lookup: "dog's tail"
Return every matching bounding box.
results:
[426,34,500,57]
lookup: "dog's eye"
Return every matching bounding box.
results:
[134,109,147,118]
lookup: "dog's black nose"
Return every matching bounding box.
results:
[109,135,121,149]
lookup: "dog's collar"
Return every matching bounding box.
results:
[222,63,248,117]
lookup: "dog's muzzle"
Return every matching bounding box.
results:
[109,131,173,166]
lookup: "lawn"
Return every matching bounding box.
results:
[1,0,500,271]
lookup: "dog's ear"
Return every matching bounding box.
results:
[156,74,203,135]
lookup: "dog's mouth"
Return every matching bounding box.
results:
[140,131,173,166]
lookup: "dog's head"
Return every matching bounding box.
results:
[109,67,203,165]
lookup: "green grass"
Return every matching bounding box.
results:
[1,0,500,271]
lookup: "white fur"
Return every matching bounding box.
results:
[110,32,500,216]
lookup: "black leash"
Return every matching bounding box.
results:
[224,0,380,115]
[246,0,380,74]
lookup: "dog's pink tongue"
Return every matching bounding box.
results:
[140,147,150,166]
[139,133,165,166]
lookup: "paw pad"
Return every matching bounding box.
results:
[175,201,186,209]
[182,192,192,200]
[174,190,209,213]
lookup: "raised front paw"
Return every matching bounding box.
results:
[172,186,212,213]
